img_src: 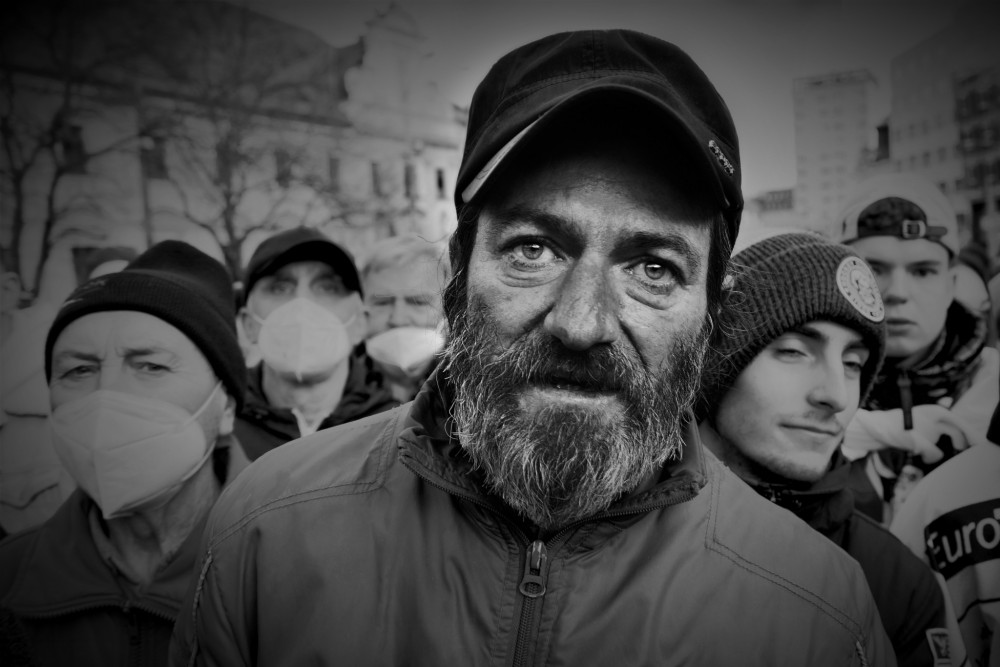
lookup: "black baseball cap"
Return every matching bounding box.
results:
[456,29,743,245]
[243,227,362,303]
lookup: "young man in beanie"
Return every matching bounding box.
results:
[836,173,999,523]
[0,241,250,666]
[173,30,892,665]
[235,226,396,460]
[697,229,947,667]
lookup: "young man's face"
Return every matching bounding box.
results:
[849,236,954,359]
[445,129,715,529]
[711,321,869,483]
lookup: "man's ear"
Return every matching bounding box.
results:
[218,392,237,437]
[238,306,259,345]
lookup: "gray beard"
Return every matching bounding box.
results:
[443,296,709,532]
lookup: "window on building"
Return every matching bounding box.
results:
[328,156,341,194]
[403,162,417,198]
[140,134,168,180]
[938,181,948,194]
[922,151,931,167]
[274,148,292,188]
[56,124,87,174]
[372,161,386,196]
[937,147,947,162]
[435,168,446,200]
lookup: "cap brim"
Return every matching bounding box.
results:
[460,81,737,225]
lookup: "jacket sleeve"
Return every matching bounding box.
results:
[169,493,257,667]
[860,577,900,667]
[951,346,999,448]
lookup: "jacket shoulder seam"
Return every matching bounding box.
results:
[705,467,868,645]
[207,407,407,548]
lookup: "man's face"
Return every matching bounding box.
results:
[712,321,869,483]
[445,135,714,530]
[49,311,234,442]
[365,262,443,337]
[243,260,363,343]
[850,236,954,359]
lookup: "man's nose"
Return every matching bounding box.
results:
[880,268,910,305]
[542,260,619,351]
[806,363,849,414]
[388,298,408,328]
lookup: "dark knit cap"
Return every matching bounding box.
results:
[697,231,887,421]
[243,227,362,303]
[45,240,247,409]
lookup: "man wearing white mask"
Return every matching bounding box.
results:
[361,233,450,402]
[0,240,249,667]
[236,227,396,460]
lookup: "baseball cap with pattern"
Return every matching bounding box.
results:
[455,29,743,245]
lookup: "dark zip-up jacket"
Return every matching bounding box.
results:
[753,460,947,667]
[234,345,398,461]
[0,442,248,667]
[171,373,894,666]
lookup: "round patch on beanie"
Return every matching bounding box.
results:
[836,256,884,322]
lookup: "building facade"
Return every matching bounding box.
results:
[792,70,878,234]
[0,2,466,307]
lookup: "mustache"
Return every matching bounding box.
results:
[486,333,639,394]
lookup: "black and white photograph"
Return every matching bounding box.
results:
[1,1,998,665]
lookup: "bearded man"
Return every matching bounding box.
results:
[171,30,893,666]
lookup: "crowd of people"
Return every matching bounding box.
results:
[0,27,997,667]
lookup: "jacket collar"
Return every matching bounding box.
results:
[2,440,248,618]
[242,344,396,434]
[749,453,854,535]
[397,369,709,526]
[867,301,986,410]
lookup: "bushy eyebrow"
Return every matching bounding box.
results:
[51,350,101,366]
[483,204,703,276]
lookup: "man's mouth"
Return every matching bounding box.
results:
[781,421,843,442]
[886,317,914,326]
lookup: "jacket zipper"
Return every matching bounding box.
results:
[511,539,548,666]
[404,459,700,666]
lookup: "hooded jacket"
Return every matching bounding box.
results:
[234,344,398,460]
[847,301,999,521]
[0,441,248,667]
[171,374,895,667]
[752,459,947,667]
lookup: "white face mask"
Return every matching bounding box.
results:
[254,297,358,381]
[49,383,221,520]
[366,325,445,379]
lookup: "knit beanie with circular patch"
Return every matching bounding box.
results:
[696,231,887,422]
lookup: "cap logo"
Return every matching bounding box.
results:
[708,140,734,176]
[836,256,884,322]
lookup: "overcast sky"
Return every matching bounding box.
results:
[246,0,961,197]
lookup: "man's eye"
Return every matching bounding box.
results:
[60,365,96,380]
[267,281,292,295]
[405,295,432,306]
[136,362,170,373]
[519,243,546,261]
[370,296,394,307]
[625,259,680,294]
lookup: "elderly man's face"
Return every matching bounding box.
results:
[49,311,232,442]
[243,260,364,343]
[365,261,443,337]
[445,134,714,530]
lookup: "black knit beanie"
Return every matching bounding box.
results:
[697,231,886,422]
[45,240,247,409]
